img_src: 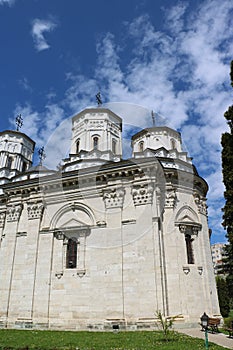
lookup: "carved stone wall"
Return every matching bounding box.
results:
[103,187,125,209]
[165,186,177,208]
[132,183,154,206]
[27,203,44,220]
[193,193,208,216]
[6,204,23,222]
[0,211,6,228]
[178,223,201,235]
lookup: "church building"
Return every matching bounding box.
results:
[0,106,220,330]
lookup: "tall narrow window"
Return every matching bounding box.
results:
[7,156,13,169]
[22,161,27,172]
[171,139,176,150]
[93,137,99,150]
[112,139,117,154]
[139,141,144,152]
[66,238,77,268]
[185,234,194,264]
[76,140,80,153]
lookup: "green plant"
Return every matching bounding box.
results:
[224,316,233,328]
[155,310,177,341]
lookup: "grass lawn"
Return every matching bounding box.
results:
[0,329,228,350]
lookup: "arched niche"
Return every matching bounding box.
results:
[175,205,199,225]
[50,202,95,230]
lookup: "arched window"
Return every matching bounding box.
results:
[7,156,13,169]
[112,139,117,154]
[76,139,80,153]
[185,234,194,264]
[66,238,78,268]
[93,136,99,150]
[171,139,176,150]
[139,141,144,152]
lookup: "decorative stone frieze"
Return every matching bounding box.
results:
[6,204,23,222]
[27,203,44,220]
[0,211,6,228]
[178,223,201,235]
[132,183,154,206]
[193,193,208,216]
[103,187,125,209]
[165,187,177,208]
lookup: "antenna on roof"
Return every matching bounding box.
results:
[38,146,46,166]
[15,114,23,131]
[96,91,102,107]
[151,110,155,126]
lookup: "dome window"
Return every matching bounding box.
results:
[93,136,99,150]
[112,139,117,154]
[76,139,80,153]
[171,139,176,150]
[139,141,144,152]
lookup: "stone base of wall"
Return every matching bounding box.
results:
[1,316,203,331]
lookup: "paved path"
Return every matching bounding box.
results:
[177,328,233,349]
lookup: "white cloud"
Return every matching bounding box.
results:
[0,0,15,6]
[31,18,57,52]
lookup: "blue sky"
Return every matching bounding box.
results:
[1,0,233,244]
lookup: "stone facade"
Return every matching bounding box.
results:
[0,107,220,330]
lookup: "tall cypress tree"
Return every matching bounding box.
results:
[221,60,233,302]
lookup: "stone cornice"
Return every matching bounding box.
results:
[0,157,208,198]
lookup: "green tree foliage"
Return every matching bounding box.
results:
[221,60,233,301]
[216,276,230,317]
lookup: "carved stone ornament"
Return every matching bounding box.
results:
[165,187,177,208]
[55,271,63,279]
[0,211,6,228]
[54,231,65,240]
[183,266,190,275]
[27,203,44,220]
[6,204,23,222]
[193,193,208,216]
[103,187,125,209]
[132,183,154,206]
[178,223,200,235]
[77,269,86,277]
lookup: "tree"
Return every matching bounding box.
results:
[221,60,233,306]
[216,276,230,317]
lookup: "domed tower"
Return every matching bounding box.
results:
[63,107,122,171]
[131,126,192,164]
[0,129,35,185]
